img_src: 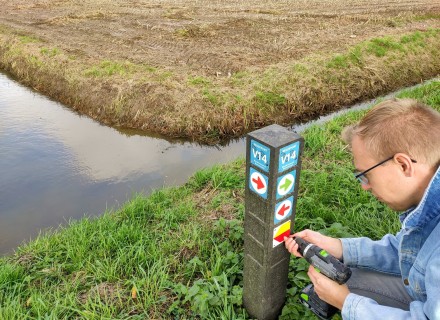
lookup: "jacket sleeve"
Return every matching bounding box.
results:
[341,243,440,320]
[340,233,401,274]
[341,294,418,320]
[422,246,440,318]
[342,294,410,319]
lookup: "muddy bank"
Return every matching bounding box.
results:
[0,0,439,143]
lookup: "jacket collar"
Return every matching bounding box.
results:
[401,165,440,229]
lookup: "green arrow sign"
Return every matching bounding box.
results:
[279,178,292,191]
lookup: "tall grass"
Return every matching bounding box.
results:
[0,81,439,319]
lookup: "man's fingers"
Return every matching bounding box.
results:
[284,236,302,256]
[292,230,309,239]
[307,265,320,283]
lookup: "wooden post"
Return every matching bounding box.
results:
[243,124,304,320]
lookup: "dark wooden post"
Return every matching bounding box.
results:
[243,124,304,319]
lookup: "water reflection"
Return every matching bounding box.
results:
[0,73,245,255]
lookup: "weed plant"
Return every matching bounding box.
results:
[0,81,439,319]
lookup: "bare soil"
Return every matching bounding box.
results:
[0,0,439,142]
[2,0,439,75]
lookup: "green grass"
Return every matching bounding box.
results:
[366,36,405,57]
[84,60,137,77]
[18,35,40,44]
[326,30,439,70]
[255,91,287,111]
[1,80,439,319]
[188,76,211,86]
[40,47,61,57]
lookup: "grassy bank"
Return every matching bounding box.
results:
[1,80,438,319]
[0,24,439,143]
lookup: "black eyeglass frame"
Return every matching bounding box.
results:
[354,155,417,185]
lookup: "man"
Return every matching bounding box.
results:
[285,98,440,319]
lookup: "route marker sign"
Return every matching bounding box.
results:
[278,141,300,173]
[276,170,296,199]
[273,220,291,248]
[274,197,294,224]
[249,168,268,199]
[250,140,271,172]
[243,124,303,320]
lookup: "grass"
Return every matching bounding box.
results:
[0,81,439,319]
[84,60,136,77]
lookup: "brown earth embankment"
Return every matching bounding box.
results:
[0,0,439,143]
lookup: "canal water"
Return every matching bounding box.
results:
[0,72,246,255]
[0,72,434,256]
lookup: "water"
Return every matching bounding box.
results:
[0,73,245,255]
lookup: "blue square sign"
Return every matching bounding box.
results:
[250,140,270,172]
[274,196,294,224]
[249,167,268,199]
[278,141,300,173]
[276,170,296,200]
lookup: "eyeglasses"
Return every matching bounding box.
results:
[354,155,417,185]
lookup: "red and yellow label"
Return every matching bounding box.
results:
[273,220,291,248]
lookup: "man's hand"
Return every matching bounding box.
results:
[284,235,302,257]
[284,229,343,260]
[308,265,350,310]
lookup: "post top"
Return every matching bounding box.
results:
[247,124,301,148]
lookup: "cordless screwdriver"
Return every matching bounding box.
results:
[294,236,352,319]
[295,236,351,284]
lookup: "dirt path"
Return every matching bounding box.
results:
[0,0,439,142]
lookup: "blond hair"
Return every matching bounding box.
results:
[342,98,440,168]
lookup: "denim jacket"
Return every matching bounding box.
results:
[340,165,440,320]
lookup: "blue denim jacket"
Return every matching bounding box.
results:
[340,165,440,319]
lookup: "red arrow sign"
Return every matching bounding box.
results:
[252,176,265,190]
[278,204,290,216]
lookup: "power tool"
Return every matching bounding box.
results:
[300,284,338,320]
[294,236,352,319]
[295,236,352,284]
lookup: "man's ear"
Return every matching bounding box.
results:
[393,153,415,177]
